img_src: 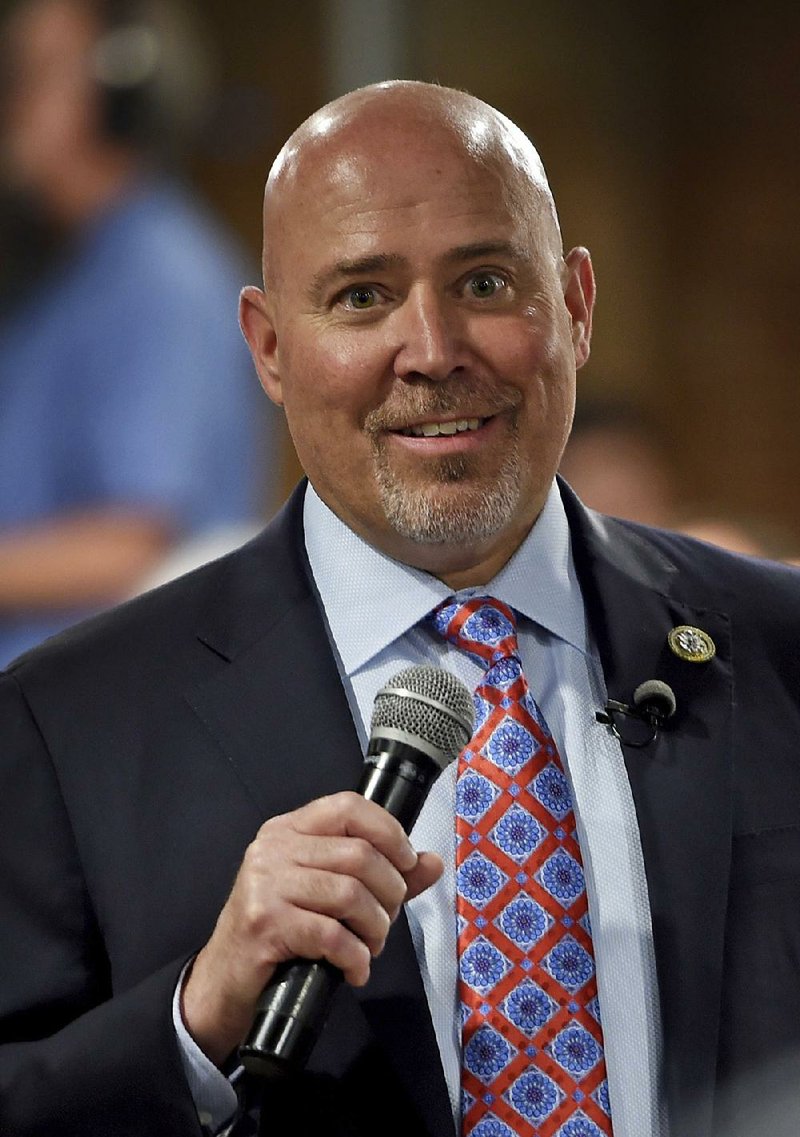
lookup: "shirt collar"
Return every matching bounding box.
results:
[304,480,590,677]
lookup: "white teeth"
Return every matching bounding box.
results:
[405,418,484,437]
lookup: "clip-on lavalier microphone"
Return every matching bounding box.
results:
[596,679,677,747]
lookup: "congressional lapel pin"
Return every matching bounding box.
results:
[667,625,716,662]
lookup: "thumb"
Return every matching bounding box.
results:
[403,851,444,901]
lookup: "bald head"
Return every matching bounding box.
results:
[261,81,561,288]
[239,78,595,584]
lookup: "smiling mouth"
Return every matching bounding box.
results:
[397,417,488,438]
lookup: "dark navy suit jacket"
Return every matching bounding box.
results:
[2,481,800,1136]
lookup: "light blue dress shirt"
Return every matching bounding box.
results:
[179,480,668,1137]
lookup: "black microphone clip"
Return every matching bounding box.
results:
[596,679,677,747]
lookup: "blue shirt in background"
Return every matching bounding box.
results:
[0,177,278,666]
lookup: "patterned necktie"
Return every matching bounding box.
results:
[430,596,613,1137]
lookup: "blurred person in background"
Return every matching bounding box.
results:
[560,398,773,557]
[0,0,276,667]
[558,400,678,528]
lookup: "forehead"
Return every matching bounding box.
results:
[269,126,549,285]
[4,0,94,78]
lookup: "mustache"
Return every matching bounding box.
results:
[364,378,521,434]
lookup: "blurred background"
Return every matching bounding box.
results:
[193,0,800,541]
[2,0,799,662]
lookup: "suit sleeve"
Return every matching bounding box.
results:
[0,673,204,1137]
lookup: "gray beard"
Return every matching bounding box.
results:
[372,432,523,546]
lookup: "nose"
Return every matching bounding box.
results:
[391,285,466,383]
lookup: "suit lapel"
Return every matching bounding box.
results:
[186,589,364,816]
[183,486,364,815]
[563,483,733,1137]
[183,485,454,1136]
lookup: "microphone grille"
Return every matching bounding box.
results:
[632,679,677,719]
[371,665,475,768]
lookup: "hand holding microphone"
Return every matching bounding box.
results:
[180,666,473,1075]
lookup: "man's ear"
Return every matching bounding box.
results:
[239,285,283,405]
[562,247,596,370]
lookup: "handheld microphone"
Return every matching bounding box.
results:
[596,679,677,747]
[239,665,474,1079]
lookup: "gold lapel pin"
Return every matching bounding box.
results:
[667,625,716,663]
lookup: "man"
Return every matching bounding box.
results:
[0,0,275,666]
[2,80,800,1137]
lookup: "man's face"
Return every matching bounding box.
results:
[1,0,98,196]
[243,115,594,584]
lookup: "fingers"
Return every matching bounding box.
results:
[181,791,440,1065]
[239,793,417,960]
[281,791,420,874]
[274,842,402,951]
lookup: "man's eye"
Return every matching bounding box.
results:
[469,273,506,299]
[343,286,377,310]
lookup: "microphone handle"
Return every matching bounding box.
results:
[239,738,442,1078]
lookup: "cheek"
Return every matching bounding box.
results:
[505,321,576,440]
[277,338,378,475]
[489,319,567,408]
[279,327,388,421]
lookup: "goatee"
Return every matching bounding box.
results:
[372,429,523,545]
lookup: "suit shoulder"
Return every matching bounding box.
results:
[612,516,800,622]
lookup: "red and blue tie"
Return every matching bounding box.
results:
[430,596,613,1137]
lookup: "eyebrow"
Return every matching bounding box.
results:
[306,241,527,305]
[308,254,405,305]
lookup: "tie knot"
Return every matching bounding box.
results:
[430,596,519,670]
